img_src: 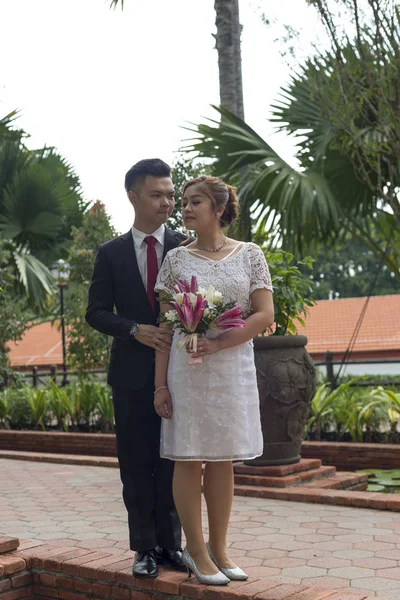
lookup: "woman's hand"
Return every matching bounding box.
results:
[186,337,220,359]
[154,387,173,419]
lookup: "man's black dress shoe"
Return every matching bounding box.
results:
[155,546,186,572]
[133,550,158,578]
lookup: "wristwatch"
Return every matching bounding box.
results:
[129,322,140,338]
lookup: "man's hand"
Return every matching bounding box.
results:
[154,388,173,419]
[134,324,172,353]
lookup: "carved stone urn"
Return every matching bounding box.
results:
[245,335,316,466]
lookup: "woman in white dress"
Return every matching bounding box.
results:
[154,176,274,585]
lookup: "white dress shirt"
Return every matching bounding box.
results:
[131,224,165,290]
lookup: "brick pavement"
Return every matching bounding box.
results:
[1,459,400,599]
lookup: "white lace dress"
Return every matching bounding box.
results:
[155,242,273,462]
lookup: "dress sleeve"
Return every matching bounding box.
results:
[155,252,175,293]
[247,243,273,294]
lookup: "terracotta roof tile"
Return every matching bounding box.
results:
[7,321,63,367]
[6,294,400,368]
[298,294,400,354]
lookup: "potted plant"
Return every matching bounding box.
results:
[246,249,316,466]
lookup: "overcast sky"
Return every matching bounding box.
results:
[1,0,321,234]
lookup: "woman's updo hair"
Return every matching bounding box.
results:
[182,176,239,227]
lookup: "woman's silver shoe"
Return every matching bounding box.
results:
[181,548,230,586]
[206,542,248,581]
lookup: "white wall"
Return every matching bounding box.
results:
[316,362,400,378]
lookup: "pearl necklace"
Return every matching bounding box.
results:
[196,236,227,253]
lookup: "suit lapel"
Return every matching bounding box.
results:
[163,227,179,259]
[120,228,182,318]
[119,230,152,313]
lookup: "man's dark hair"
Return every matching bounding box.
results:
[124,158,171,192]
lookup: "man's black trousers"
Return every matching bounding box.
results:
[112,379,181,551]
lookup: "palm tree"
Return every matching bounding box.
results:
[109,0,244,116]
[0,113,86,308]
[109,0,251,237]
[183,51,400,278]
[214,0,244,119]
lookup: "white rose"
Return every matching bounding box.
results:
[165,310,178,322]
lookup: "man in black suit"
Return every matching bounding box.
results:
[86,159,186,578]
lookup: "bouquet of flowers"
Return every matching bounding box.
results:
[159,276,245,364]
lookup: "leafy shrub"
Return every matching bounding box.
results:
[5,388,33,429]
[0,380,115,432]
[305,382,400,442]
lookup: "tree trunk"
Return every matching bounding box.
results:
[315,417,321,442]
[215,0,250,239]
[214,0,238,114]
[232,0,244,120]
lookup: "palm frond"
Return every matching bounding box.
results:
[0,110,24,140]
[184,105,340,252]
[12,250,55,310]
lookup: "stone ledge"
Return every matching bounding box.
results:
[0,451,118,469]
[0,432,116,458]
[1,431,399,472]
[301,442,400,470]
[0,543,375,600]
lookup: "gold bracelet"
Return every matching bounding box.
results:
[154,385,168,395]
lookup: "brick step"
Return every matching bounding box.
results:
[0,450,118,467]
[234,465,336,488]
[0,536,19,554]
[234,457,321,476]
[353,482,369,491]
[233,482,393,511]
[234,471,369,503]
[299,471,368,490]
[1,542,374,600]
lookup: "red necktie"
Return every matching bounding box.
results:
[144,236,158,310]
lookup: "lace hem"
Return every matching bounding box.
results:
[161,451,263,462]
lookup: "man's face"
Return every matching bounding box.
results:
[129,176,175,227]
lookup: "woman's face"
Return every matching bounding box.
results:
[182,183,222,233]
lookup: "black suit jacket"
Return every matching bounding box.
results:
[85,227,187,390]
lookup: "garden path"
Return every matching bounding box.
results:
[1,458,400,599]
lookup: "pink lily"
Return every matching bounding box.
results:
[209,306,246,330]
[218,306,243,320]
[214,319,246,330]
[171,293,207,333]
[173,280,191,294]
[190,275,198,294]
[191,294,207,331]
